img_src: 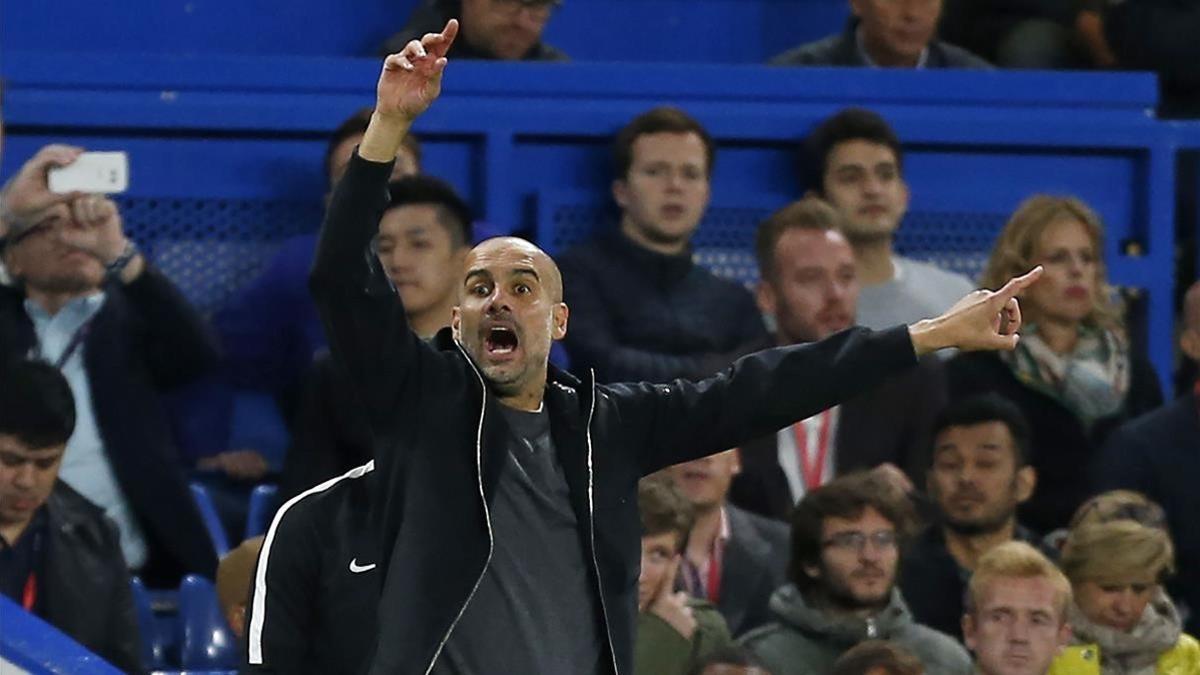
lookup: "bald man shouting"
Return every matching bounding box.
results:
[248,20,1043,675]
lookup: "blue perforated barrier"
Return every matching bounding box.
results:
[0,56,1182,392]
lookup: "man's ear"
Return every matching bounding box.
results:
[612,179,630,210]
[1058,620,1073,648]
[451,306,462,341]
[1180,328,1200,364]
[227,604,247,639]
[962,613,977,653]
[756,281,777,318]
[1015,465,1036,504]
[552,302,569,341]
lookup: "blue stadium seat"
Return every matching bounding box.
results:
[177,575,239,670]
[190,483,231,558]
[130,577,170,670]
[244,484,279,539]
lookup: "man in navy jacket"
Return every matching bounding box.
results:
[0,147,218,584]
[298,21,1043,675]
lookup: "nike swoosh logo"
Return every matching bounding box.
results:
[349,559,376,574]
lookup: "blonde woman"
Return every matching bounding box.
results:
[1049,520,1200,674]
[946,196,1162,534]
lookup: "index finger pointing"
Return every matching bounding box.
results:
[427,19,459,58]
[995,266,1043,299]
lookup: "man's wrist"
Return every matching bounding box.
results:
[104,239,140,276]
[358,111,414,163]
[908,318,948,356]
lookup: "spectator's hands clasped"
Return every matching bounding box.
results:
[908,267,1043,356]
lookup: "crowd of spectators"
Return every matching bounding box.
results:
[1,4,1199,673]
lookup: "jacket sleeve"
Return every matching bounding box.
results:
[243,503,320,673]
[635,612,696,675]
[610,326,918,476]
[278,355,371,503]
[900,356,949,483]
[561,256,762,383]
[121,265,220,389]
[106,576,143,673]
[96,516,143,673]
[308,152,447,433]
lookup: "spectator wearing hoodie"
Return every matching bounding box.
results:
[740,472,971,674]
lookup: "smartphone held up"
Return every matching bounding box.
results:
[48,151,129,194]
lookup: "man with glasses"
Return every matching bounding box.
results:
[0,149,218,586]
[740,472,971,674]
[381,0,568,61]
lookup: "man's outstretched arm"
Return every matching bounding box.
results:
[618,267,1044,475]
[309,21,459,429]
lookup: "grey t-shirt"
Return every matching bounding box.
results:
[855,256,976,330]
[433,405,605,675]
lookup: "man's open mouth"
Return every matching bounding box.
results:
[484,326,520,355]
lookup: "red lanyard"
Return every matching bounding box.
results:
[705,537,724,603]
[22,572,37,611]
[792,410,833,490]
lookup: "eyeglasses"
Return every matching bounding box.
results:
[492,0,561,21]
[822,531,898,553]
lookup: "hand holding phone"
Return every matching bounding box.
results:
[48,151,129,194]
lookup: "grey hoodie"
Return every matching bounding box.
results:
[739,584,972,675]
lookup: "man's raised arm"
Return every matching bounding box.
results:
[308,21,459,428]
[619,267,1045,475]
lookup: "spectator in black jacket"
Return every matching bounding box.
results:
[0,358,141,672]
[244,462,380,674]
[1075,0,1200,117]
[558,106,768,383]
[380,0,567,61]
[899,394,1040,642]
[309,26,1042,673]
[769,0,989,69]
[0,147,218,585]
[947,195,1163,535]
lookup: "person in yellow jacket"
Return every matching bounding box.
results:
[1049,519,1200,674]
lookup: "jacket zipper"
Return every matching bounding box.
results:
[424,344,495,675]
[585,371,621,674]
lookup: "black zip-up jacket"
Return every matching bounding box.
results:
[245,462,380,674]
[309,153,919,675]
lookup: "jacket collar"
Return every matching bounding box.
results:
[605,231,695,284]
[769,583,914,644]
[835,18,944,68]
